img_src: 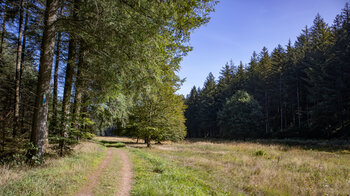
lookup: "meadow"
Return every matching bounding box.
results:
[102,137,350,195]
[1,137,349,196]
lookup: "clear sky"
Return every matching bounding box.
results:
[177,0,349,96]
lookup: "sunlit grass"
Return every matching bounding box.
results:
[0,142,107,196]
[129,139,350,195]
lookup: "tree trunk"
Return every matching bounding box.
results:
[19,8,29,132]
[1,117,5,152]
[297,80,301,128]
[59,36,76,155]
[146,136,151,147]
[13,0,25,137]
[59,0,79,156]
[284,103,287,128]
[280,74,283,131]
[265,90,269,134]
[0,0,6,58]
[306,104,310,128]
[31,0,59,159]
[72,42,86,129]
[52,6,63,134]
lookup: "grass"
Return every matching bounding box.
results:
[129,148,221,195]
[2,136,350,195]
[0,142,107,196]
[123,138,350,196]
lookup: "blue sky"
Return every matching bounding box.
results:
[177,0,349,96]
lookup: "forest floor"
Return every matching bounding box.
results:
[1,137,350,195]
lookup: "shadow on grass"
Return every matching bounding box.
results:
[186,138,350,154]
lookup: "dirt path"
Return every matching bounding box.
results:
[75,148,133,196]
[76,148,113,196]
[115,149,133,196]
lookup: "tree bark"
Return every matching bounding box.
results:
[265,90,269,134]
[146,136,151,148]
[19,6,29,132]
[297,80,301,128]
[13,0,25,137]
[59,0,79,155]
[0,0,6,58]
[59,36,76,155]
[280,74,283,131]
[52,6,64,134]
[72,42,86,129]
[31,0,59,159]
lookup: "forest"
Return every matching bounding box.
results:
[185,4,350,140]
[1,1,350,195]
[0,0,216,161]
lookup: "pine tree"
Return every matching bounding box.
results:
[217,90,263,139]
[198,72,217,137]
[31,0,59,159]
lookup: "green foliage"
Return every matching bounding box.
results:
[218,90,263,139]
[128,83,187,145]
[104,143,125,148]
[255,150,267,156]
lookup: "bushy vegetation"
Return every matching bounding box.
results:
[218,90,263,139]
[104,143,126,148]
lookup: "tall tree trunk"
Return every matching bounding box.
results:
[265,90,269,134]
[72,43,86,129]
[52,6,63,134]
[31,0,59,159]
[306,104,310,128]
[13,0,25,137]
[0,0,6,58]
[284,103,287,128]
[19,7,29,132]
[280,74,283,131]
[59,37,76,156]
[59,0,79,156]
[297,80,301,128]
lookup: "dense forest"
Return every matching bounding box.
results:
[0,0,217,161]
[185,4,350,140]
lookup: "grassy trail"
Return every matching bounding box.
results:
[0,141,132,196]
[74,147,132,196]
[0,142,107,196]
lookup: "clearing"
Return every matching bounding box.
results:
[1,137,350,195]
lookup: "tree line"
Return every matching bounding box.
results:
[185,4,350,140]
[0,0,217,162]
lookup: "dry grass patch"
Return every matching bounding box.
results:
[0,165,25,187]
[132,139,350,195]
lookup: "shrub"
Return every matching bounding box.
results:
[255,150,266,156]
[104,143,126,148]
